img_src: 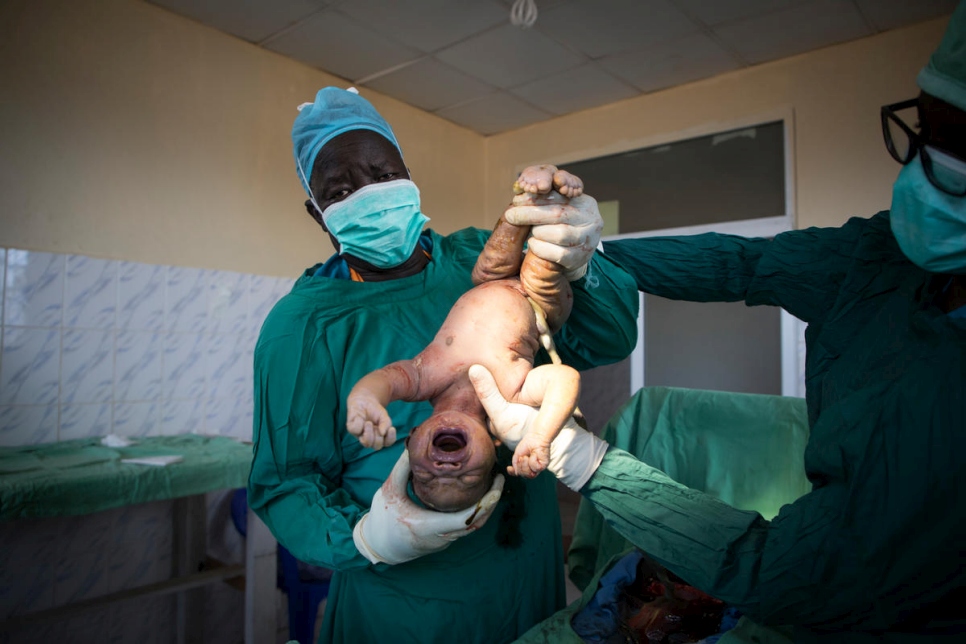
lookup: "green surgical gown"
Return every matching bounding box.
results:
[595,212,966,641]
[248,227,639,644]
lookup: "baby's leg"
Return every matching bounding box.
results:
[508,363,580,478]
[520,250,572,334]
[472,215,528,285]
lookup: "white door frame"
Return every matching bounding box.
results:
[595,108,805,398]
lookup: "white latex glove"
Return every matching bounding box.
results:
[352,450,505,565]
[468,364,609,491]
[504,194,603,281]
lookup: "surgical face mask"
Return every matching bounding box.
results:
[890,147,966,274]
[319,179,429,269]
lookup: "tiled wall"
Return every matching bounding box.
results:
[0,248,293,446]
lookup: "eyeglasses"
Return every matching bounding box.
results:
[881,98,966,197]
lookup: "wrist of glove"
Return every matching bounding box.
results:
[505,194,602,282]
[547,420,609,491]
[352,450,504,565]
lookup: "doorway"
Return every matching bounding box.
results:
[549,112,804,436]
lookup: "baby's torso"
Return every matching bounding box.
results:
[418,278,540,412]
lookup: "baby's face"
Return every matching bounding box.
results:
[406,410,497,512]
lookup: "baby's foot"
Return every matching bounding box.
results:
[513,165,558,195]
[552,169,583,198]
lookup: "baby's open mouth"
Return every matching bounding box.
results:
[434,431,467,452]
[431,429,468,464]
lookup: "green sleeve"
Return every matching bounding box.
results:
[583,447,895,628]
[602,216,875,325]
[247,306,370,571]
[553,250,640,370]
[582,448,771,611]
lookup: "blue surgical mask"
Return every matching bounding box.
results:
[319,179,429,269]
[890,147,966,274]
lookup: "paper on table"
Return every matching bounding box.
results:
[101,434,135,448]
[120,455,184,467]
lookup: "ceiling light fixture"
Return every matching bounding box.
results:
[510,0,538,29]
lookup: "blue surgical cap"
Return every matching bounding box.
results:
[291,87,403,199]
[917,1,966,112]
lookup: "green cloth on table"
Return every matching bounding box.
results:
[0,434,253,520]
[248,227,640,644]
[595,213,966,638]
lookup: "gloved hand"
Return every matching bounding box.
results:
[469,364,609,491]
[504,194,603,281]
[352,449,505,565]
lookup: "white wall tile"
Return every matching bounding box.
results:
[64,256,117,329]
[162,332,205,400]
[0,327,60,406]
[53,551,112,608]
[206,333,252,401]
[0,248,6,326]
[165,266,209,333]
[208,270,249,335]
[161,398,205,435]
[59,402,112,441]
[0,538,57,616]
[0,404,58,446]
[112,401,160,437]
[205,396,252,439]
[115,331,162,402]
[249,274,281,336]
[61,329,113,404]
[3,250,64,328]
[118,262,164,331]
[0,249,275,446]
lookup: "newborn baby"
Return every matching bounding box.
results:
[346,165,584,511]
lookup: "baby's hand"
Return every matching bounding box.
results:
[509,431,551,479]
[346,390,396,450]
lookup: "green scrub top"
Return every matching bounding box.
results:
[597,212,966,641]
[248,227,639,644]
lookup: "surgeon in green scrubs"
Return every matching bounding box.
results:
[247,86,639,643]
[472,4,966,642]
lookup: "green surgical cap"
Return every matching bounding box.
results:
[291,87,402,199]
[917,1,966,112]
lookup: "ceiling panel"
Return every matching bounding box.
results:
[674,0,805,28]
[149,0,329,43]
[535,0,700,59]
[436,24,585,89]
[364,58,497,112]
[714,0,873,65]
[264,8,422,81]
[436,92,553,135]
[600,32,743,93]
[854,0,960,31]
[509,64,639,115]
[143,0,956,135]
[338,0,509,53]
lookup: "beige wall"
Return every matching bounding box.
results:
[0,1,951,279]
[484,16,950,233]
[0,0,485,278]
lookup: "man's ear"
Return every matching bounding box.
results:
[305,199,326,229]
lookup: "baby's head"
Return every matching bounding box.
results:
[406,410,497,512]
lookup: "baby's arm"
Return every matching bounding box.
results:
[346,361,422,450]
[507,363,580,478]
